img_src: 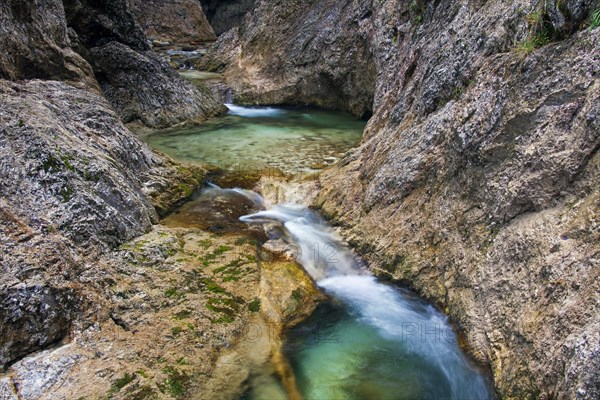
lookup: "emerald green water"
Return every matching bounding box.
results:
[144,105,366,174]
[240,206,493,400]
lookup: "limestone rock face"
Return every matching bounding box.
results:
[0,0,224,129]
[0,0,96,89]
[202,0,377,118]
[0,79,207,370]
[62,0,149,51]
[195,27,241,72]
[61,0,225,128]
[208,0,600,398]
[201,0,256,35]
[90,41,226,128]
[127,0,217,44]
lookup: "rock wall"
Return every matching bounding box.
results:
[0,0,97,89]
[207,0,600,398]
[91,41,226,128]
[127,0,216,44]
[200,0,377,118]
[201,0,256,35]
[62,0,148,51]
[0,78,208,371]
[0,0,219,375]
[1,0,225,130]
[62,0,225,129]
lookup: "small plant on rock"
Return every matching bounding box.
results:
[590,7,600,29]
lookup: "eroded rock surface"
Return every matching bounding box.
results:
[63,0,225,128]
[90,41,226,129]
[127,0,217,44]
[201,0,256,36]
[0,0,97,89]
[0,79,208,371]
[200,0,377,118]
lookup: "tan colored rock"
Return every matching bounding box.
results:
[127,0,217,44]
[2,227,322,400]
[317,28,599,400]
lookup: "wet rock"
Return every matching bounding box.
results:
[2,226,296,400]
[127,0,217,44]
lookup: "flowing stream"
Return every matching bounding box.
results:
[240,205,492,400]
[144,104,492,399]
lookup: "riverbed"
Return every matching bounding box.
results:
[142,103,493,400]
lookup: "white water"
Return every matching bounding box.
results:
[226,104,286,118]
[240,204,362,280]
[239,198,492,399]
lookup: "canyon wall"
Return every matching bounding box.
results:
[0,0,97,89]
[208,0,600,398]
[201,0,256,35]
[127,0,217,44]
[62,0,225,128]
[0,0,215,380]
[0,0,225,130]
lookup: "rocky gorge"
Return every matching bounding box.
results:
[203,0,600,398]
[1,0,599,399]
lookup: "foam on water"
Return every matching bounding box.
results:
[241,204,362,280]
[226,104,286,118]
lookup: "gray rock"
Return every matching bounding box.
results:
[62,0,149,51]
[0,79,208,369]
[90,41,227,128]
[201,0,256,35]
[204,0,377,118]
[127,0,217,44]
[10,345,81,400]
[0,0,97,89]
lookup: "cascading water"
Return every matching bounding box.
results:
[143,105,492,399]
[241,201,493,400]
